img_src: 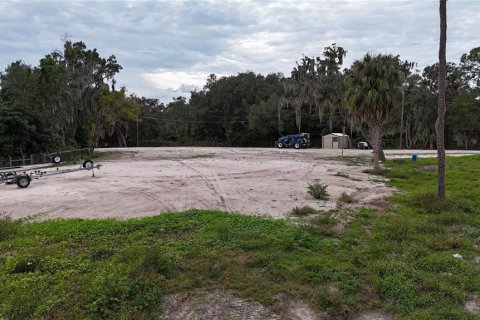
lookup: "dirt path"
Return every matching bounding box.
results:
[1,147,478,220]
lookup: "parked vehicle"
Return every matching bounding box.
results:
[276,133,310,149]
[358,141,370,150]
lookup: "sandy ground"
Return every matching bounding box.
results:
[1,147,479,220]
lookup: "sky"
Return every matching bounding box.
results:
[0,0,479,103]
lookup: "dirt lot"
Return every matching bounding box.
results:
[1,147,478,220]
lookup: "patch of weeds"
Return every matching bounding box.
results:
[356,208,375,219]
[334,172,349,178]
[362,168,389,176]
[308,181,329,201]
[303,213,339,237]
[338,192,356,204]
[290,206,318,216]
[0,215,23,241]
[410,193,466,214]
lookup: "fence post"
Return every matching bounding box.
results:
[9,156,12,167]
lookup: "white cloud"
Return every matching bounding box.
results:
[143,70,209,91]
[1,0,479,103]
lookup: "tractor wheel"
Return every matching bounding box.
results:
[52,154,62,164]
[277,142,284,148]
[294,142,301,149]
[83,160,94,170]
[16,175,30,188]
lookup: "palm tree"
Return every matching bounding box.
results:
[344,53,404,170]
[437,0,447,198]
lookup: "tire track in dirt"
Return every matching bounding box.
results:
[178,161,227,211]
[124,185,177,212]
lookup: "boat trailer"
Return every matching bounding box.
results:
[0,158,102,189]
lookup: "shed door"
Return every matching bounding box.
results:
[332,137,339,149]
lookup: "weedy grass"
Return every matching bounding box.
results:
[338,192,356,204]
[1,155,480,319]
[290,206,318,216]
[334,172,350,178]
[308,181,329,200]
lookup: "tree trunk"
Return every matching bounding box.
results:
[369,123,382,171]
[436,0,447,199]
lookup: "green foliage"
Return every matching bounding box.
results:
[0,40,126,157]
[307,181,329,200]
[2,43,480,154]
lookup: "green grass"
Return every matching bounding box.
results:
[1,155,480,319]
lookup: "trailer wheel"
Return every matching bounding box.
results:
[277,142,284,148]
[83,160,94,170]
[294,142,301,149]
[16,175,30,188]
[52,154,62,164]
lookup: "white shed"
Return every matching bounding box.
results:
[322,133,351,149]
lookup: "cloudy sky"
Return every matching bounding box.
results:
[1,0,479,103]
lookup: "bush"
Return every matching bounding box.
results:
[308,182,329,200]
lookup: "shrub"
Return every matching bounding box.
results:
[308,182,329,200]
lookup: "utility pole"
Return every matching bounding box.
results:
[136,117,139,147]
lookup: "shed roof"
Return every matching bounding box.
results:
[322,133,349,137]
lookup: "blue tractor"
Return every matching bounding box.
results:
[276,133,310,149]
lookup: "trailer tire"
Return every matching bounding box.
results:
[52,154,62,164]
[277,142,284,148]
[16,175,30,188]
[294,142,301,149]
[83,160,94,170]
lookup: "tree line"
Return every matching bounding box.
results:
[1,40,479,160]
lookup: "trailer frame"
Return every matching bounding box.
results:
[0,159,101,189]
